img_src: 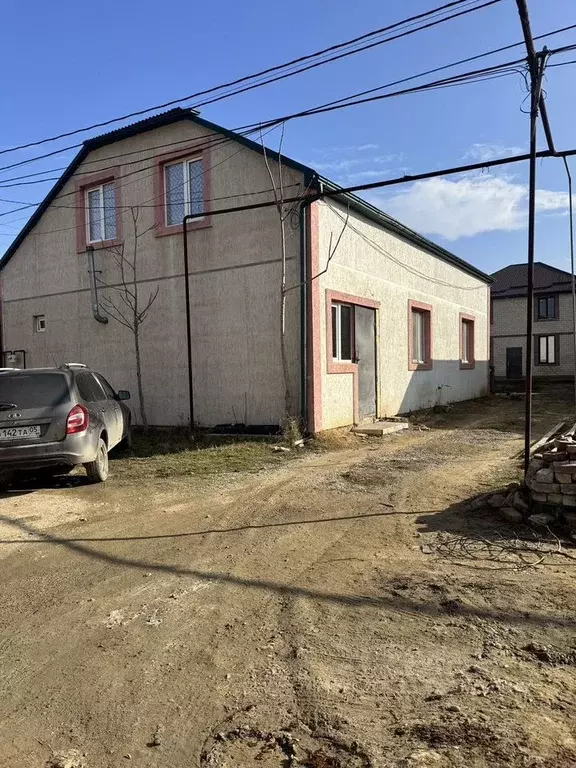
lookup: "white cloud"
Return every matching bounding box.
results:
[374,175,568,241]
[464,143,526,163]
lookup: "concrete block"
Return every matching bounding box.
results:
[555,473,573,484]
[529,481,560,493]
[561,484,576,495]
[532,492,548,502]
[553,462,576,475]
[563,511,576,528]
[562,495,576,507]
[528,513,555,526]
[567,445,576,456]
[352,421,409,436]
[535,468,554,483]
[487,494,506,509]
[547,493,563,504]
[512,492,530,513]
[543,451,568,463]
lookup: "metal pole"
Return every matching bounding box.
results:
[564,157,576,415]
[524,53,546,474]
[182,216,195,430]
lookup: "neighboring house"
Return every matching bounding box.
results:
[491,262,576,382]
[0,108,491,430]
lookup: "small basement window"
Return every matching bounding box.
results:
[331,302,353,362]
[34,315,46,333]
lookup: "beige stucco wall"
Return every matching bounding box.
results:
[1,119,304,426]
[491,294,576,378]
[316,200,490,429]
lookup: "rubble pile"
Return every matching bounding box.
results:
[524,433,576,530]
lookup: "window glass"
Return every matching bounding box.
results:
[331,305,338,359]
[165,162,185,225]
[340,305,352,361]
[462,321,470,363]
[76,373,106,402]
[0,373,70,409]
[548,336,556,364]
[412,310,425,363]
[94,374,116,399]
[102,182,117,239]
[88,188,102,241]
[188,159,205,216]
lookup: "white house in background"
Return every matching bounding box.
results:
[0,108,491,431]
[491,262,576,382]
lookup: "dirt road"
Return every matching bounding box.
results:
[1,395,576,767]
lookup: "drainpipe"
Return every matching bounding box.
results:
[182,215,195,430]
[86,245,108,324]
[299,176,321,432]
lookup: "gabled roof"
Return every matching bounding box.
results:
[0,107,491,284]
[491,262,574,298]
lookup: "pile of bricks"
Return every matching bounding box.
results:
[526,436,576,514]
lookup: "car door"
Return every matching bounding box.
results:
[93,373,123,447]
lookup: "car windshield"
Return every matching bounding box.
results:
[0,373,70,409]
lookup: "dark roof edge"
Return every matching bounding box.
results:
[318,178,492,285]
[0,108,490,286]
[0,146,89,270]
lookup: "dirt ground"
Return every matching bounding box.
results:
[1,391,576,767]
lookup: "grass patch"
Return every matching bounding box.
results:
[110,428,297,480]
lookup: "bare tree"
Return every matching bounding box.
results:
[261,129,349,434]
[99,207,159,428]
[261,125,296,424]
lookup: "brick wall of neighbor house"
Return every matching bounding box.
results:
[491,294,576,378]
[1,120,304,426]
[314,200,489,429]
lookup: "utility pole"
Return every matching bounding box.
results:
[182,217,195,431]
[515,0,551,474]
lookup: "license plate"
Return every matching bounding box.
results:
[0,425,41,440]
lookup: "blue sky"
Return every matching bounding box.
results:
[0,0,575,275]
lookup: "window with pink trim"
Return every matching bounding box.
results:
[409,301,432,371]
[85,181,117,243]
[163,156,205,226]
[331,302,353,362]
[460,314,475,369]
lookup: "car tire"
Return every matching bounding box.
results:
[122,423,133,451]
[84,438,109,483]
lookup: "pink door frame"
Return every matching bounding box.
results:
[306,202,380,432]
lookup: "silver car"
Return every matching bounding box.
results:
[0,364,131,485]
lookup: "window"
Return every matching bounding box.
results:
[331,303,353,362]
[536,295,557,320]
[0,373,70,408]
[460,315,475,369]
[94,373,116,400]
[536,334,558,365]
[34,314,46,333]
[75,373,106,402]
[164,157,205,226]
[409,301,432,370]
[86,181,117,242]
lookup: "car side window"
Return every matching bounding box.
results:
[94,374,117,400]
[76,372,106,402]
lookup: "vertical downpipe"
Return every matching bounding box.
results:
[86,245,108,324]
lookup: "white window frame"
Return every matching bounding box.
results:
[332,302,353,362]
[537,334,557,365]
[86,182,116,243]
[34,314,46,333]
[164,156,205,226]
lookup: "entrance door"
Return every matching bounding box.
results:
[354,306,377,420]
[506,347,523,379]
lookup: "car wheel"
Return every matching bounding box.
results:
[84,438,109,483]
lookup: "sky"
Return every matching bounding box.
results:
[0,0,575,276]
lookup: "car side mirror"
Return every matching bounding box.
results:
[117,390,131,401]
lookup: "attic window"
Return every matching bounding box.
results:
[86,181,117,242]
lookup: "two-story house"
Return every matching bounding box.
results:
[491,261,576,382]
[0,108,491,430]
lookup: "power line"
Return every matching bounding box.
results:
[0,0,499,159]
[1,19,574,186]
[0,56,531,219]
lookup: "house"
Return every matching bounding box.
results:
[491,262,576,383]
[0,108,491,431]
